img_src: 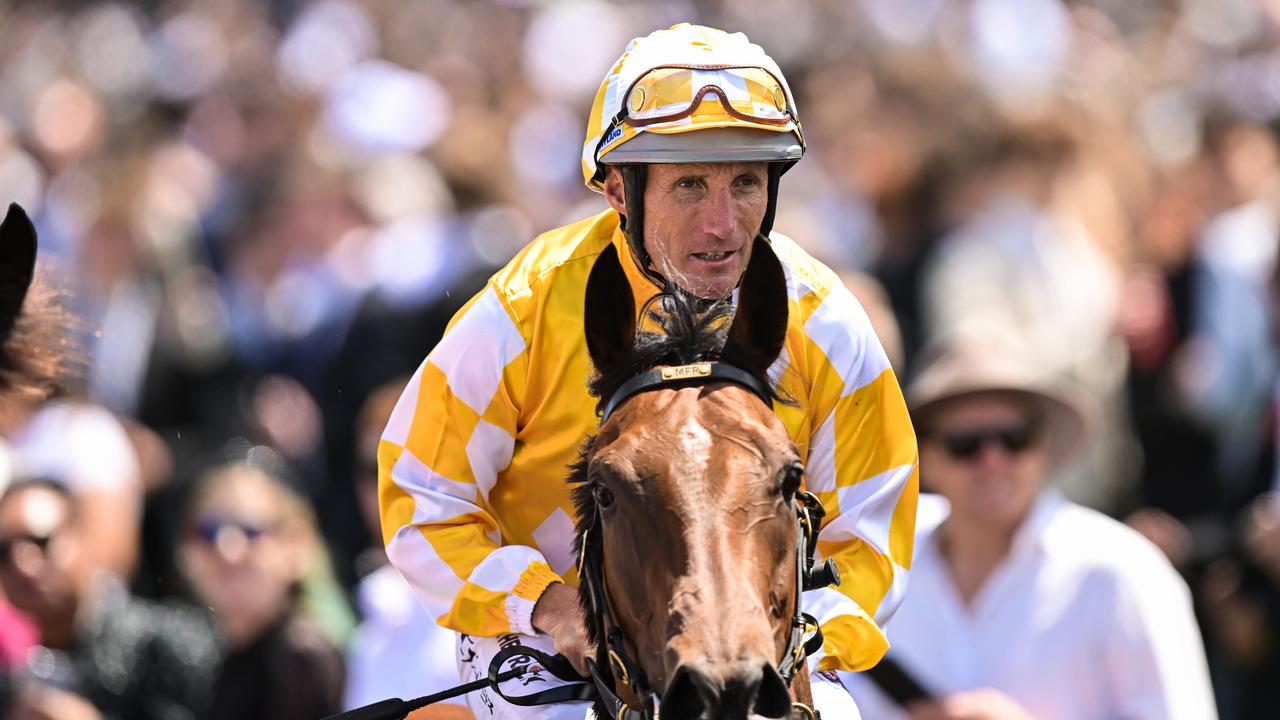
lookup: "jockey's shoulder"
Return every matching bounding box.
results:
[765,230,848,310]
[489,209,620,301]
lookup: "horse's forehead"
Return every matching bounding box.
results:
[600,385,791,474]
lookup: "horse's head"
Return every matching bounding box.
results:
[574,241,801,719]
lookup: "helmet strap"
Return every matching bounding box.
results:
[618,165,667,287]
[758,160,791,239]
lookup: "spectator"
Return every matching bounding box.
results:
[0,478,220,720]
[177,461,344,720]
[0,204,143,586]
[918,124,1130,511]
[6,400,144,582]
[843,337,1217,719]
[0,441,38,710]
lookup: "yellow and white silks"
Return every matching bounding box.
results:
[378,209,919,672]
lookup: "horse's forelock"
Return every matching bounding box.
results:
[587,289,750,409]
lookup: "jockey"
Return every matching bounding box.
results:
[379,23,919,719]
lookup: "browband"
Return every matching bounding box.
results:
[599,361,773,424]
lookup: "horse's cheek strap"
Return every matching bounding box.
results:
[579,520,659,719]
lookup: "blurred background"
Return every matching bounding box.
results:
[1,0,1280,718]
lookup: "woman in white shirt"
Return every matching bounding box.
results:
[843,338,1217,720]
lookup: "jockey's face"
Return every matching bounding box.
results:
[605,162,768,299]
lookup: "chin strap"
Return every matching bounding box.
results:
[618,165,666,288]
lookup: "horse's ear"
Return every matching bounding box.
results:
[723,238,788,376]
[584,244,636,372]
[0,203,37,334]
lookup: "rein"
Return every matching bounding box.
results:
[580,361,840,720]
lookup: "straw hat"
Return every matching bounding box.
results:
[906,336,1091,471]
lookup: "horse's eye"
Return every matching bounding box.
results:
[781,465,803,500]
[593,484,616,509]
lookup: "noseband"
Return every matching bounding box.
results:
[579,361,840,720]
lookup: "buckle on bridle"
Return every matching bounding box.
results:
[792,701,818,720]
[608,648,631,686]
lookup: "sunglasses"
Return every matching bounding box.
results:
[934,423,1041,461]
[0,532,56,566]
[193,517,278,545]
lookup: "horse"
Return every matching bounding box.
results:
[570,240,831,720]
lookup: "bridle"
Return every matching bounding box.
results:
[324,360,842,720]
[578,360,840,720]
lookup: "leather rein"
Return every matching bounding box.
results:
[579,361,840,720]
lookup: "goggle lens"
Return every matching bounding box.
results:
[620,65,794,129]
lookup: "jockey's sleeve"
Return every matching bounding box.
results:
[378,283,559,638]
[789,263,919,673]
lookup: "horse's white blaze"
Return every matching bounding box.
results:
[679,412,715,491]
[675,413,717,576]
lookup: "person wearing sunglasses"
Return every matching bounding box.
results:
[0,478,221,720]
[842,338,1217,720]
[380,22,919,720]
[177,461,344,720]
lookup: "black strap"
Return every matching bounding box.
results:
[758,162,790,239]
[588,658,649,720]
[578,523,661,718]
[803,617,825,658]
[619,165,665,288]
[321,669,526,720]
[600,361,773,423]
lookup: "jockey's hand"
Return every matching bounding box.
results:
[532,581,591,676]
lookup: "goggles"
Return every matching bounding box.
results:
[595,64,801,162]
[624,65,794,126]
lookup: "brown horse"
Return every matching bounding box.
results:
[573,241,822,720]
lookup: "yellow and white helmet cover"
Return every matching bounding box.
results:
[581,23,805,193]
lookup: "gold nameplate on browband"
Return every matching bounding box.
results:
[661,363,713,381]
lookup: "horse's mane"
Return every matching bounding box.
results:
[0,206,79,403]
[0,275,77,404]
[568,286,782,650]
[591,289,732,406]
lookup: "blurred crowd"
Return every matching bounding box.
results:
[1,0,1280,718]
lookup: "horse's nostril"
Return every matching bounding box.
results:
[751,663,793,719]
[663,664,719,719]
